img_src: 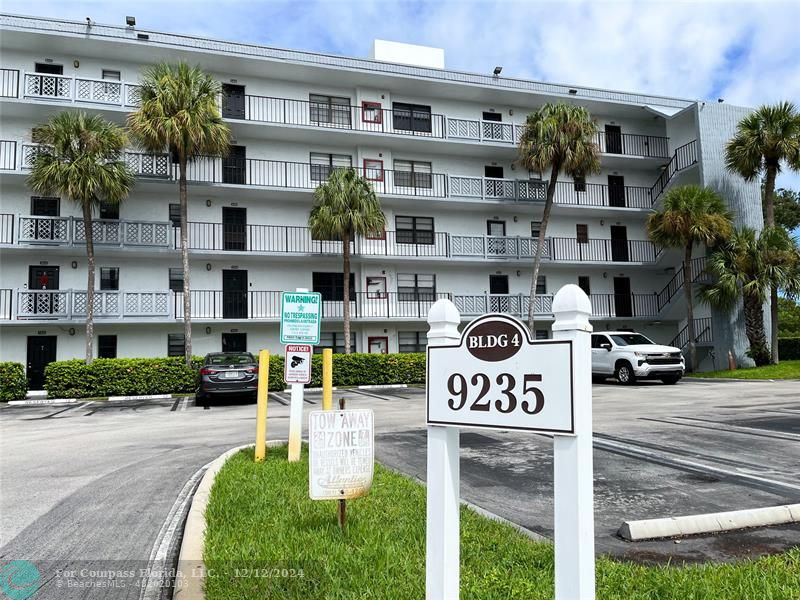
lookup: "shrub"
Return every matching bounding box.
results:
[44,353,426,397]
[0,362,27,401]
[778,338,800,360]
[45,357,202,399]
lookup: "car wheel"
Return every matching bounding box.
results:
[615,362,636,385]
[661,375,681,385]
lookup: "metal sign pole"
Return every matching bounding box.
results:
[551,284,595,600]
[425,299,462,600]
[287,287,309,463]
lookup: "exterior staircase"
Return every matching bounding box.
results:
[650,140,699,204]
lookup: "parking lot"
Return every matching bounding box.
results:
[1,378,798,590]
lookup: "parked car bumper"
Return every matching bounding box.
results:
[199,381,258,396]
[633,363,684,379]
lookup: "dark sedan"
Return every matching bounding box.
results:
[197,352,259,405]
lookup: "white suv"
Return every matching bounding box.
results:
[591,331,685,385]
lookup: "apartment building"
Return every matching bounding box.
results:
[0,14,763,388]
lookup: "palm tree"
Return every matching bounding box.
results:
[517,103,600,331]
[725,102,800,362]
[27,112,134,363]
[128,62,230,365]
[308,168,385,354]
[701,227,800,366]
[647,185,733,371]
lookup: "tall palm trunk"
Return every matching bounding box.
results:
[179,157,192,365]
[527,163,560,332]
[82,203,96,364]
[743,294,770,366]
[764,164,779,364]
[342,230,352,354]
[683,244,697,372]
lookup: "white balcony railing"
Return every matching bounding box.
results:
[454,294,554,317]
[16,216,172,248]
[445,118,524,144]
[22,72,141,107]
[450,235,548,260]
[16,289,170,319]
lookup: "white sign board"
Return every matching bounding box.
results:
[309,409,374,500]
[280,291,322,345]
[284,344,312,384]
[427,313,574,434]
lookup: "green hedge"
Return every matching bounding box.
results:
[0,362,28,402]
[779,338,800,360]
[267,352,426,391]
[45,357,202,399]
[43,353,426,398]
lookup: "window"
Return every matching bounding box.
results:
[31,196,60,216]
[168,334,185,357]
[169,204,181,227]
[309,94,351,127]
[394,160,432,189]
[578,276,591,295]
[398,273,436,301]
[363,158,384,182]
[99,201,119,220]
[536,275,546,295]
[535,330,549,340]
[361,101,382,124]
[366,276,387,299]
[312,272,355,302]
[576,224,588,244]
[591,334,611,349]
[102,70,121,81]
[392,102,432,133]
[399,331,427,353]
[531,220,542,239]
[100,267,119,291]
[573,176,587,192]
[169,268,183,292]
[310,152,352,182]
[482,111,502,122]
[314,332,356,354]
[395,216,434,245]
[98,335,117,358]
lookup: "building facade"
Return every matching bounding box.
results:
[0,14,762,388]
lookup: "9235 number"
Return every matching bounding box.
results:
[447,373,544,415]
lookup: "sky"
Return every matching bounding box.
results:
[2,0,799,191]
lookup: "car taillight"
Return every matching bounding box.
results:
[246,367,258,374]
[200,367,218,375]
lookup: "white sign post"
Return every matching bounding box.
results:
[281,289,322,462]
[424,284,594,600]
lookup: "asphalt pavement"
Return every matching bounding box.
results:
[1,379,799,598]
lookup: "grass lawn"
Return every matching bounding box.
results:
[689,360,800,380]
[203,446,800,599]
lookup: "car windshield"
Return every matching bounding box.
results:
[610,334,654,346]
[205,353,254,366]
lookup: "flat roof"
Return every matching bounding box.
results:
[0,13,696,110]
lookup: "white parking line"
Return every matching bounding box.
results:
[180,397,190,411]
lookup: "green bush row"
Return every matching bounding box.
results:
[0,362,28,402]
[266,352,426,390]
[45,357,203,398]
[42,353,426,398]
[778,338,800,361]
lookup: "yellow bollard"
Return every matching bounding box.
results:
[254,350,270,462]
[322,348,333,411]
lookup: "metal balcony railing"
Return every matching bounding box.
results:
[588,294,660,318]
[0,214,14,244]
[596,131,670,158]
[174,291,451,320]
[16,216,171,247]
[0,67,672,155]
[650,140,699,202]
[669,317,713,349]
[454,294,554,317]
[0,289,12,320]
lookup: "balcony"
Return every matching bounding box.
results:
[0,68,670,158]
[455,293,660,319]
[175,291,452,320]
[4,215,660,264]
[13,289,170,320]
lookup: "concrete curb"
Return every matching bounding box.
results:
[172,441,285,600]
[8,398,79,405]
[685,377,800,383]
[280,383,410,393]
[619,503,800,541]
